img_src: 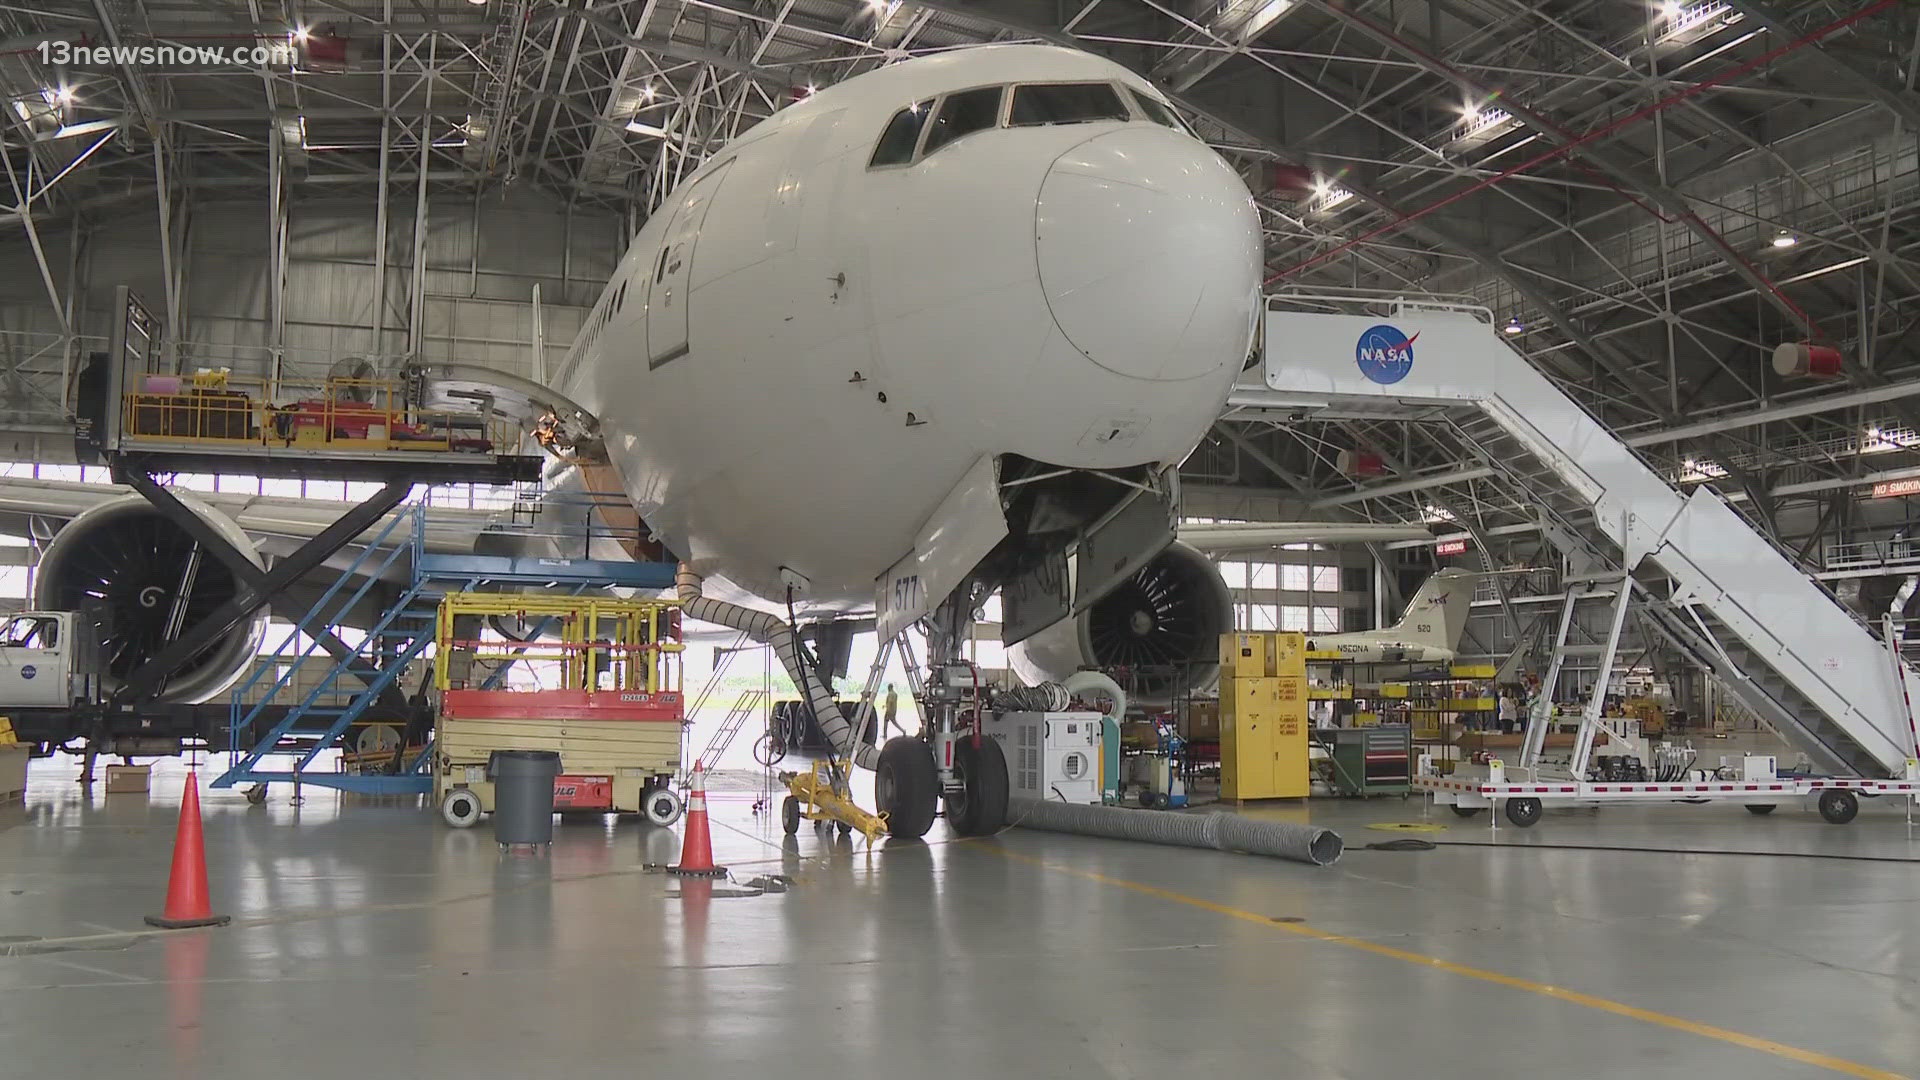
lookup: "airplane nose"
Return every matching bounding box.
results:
[1036,127,1262,382]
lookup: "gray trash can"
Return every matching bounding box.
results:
[489,750,561,846]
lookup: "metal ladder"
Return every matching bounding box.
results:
[698,688,770,767]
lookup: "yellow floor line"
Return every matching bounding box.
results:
[984,847,1909,1080]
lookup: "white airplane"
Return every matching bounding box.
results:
[0,44,1408,834]
[1304,569,1476,664]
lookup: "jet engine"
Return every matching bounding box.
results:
[34,493,267,703]
[1007,540,1234,707]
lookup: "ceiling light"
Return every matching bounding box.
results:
[804,83,817,96]
[1503,317,1523,335]
[641,83,655,101]
[54,86,73,104]
[292,25,309,43]
[468,0,488,6]
[1661,1,1682,17]
[1771,230,1799,248]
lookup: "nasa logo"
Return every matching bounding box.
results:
[1355,324,1418,385]
[19,664,34,680]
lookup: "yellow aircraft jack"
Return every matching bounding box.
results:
[781,760,888,844]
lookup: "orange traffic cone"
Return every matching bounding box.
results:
[668,760,726,878]
[144,770,231,929]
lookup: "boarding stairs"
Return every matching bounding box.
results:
[215,510,439,795]
[211,502,686,796]
[1258,297,1920,778]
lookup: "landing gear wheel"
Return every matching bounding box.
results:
[642,786,684,827]
[1818,789,1859,824]
[782,795,801,835]
[1450,805,1484,818]
[1745,803,1777,816]
[1504,797,1543,828]
[945,736,1009,836]
[244,784,268,806]
[875,736,938,839]
[440,787,483,829]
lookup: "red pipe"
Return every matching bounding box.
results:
[1269,0,1897,290]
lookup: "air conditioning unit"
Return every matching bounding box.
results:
[981,711,1102,804]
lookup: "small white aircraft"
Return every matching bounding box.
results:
[1305,569,1476,663]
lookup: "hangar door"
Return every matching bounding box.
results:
[647,159,734,368]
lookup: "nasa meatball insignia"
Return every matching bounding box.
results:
[1356,324,1418,385]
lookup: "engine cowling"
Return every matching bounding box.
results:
[35,493,267,703]
[1007,540,1234,707]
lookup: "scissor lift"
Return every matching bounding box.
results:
[433,594,690,828]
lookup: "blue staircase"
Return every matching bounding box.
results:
[214,509,442,795]
[210,501,685,798]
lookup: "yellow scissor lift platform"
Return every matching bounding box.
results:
[433,594,689,829]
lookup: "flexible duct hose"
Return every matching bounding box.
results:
[1061,670,1127,720]
[994,682,1072,712]
[1010,798,1343,866]
[676,567,879,770]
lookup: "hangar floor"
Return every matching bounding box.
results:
[4,759,1917,1079]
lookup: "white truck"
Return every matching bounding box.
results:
[0,609,111,747]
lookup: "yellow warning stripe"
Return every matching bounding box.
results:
[984,848,1909,1080]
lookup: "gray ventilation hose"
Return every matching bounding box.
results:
[1062,670,1127,719]
[994,682,1072,712]
[676,567,879,770]
[1009,798,1343,866]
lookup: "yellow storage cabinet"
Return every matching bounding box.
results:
[1219,632,1310,799]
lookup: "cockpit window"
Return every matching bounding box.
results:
[870,100,931,167]
[1009,82,1129,127]
[1125,86,1183,131]
[923,86,1004,155]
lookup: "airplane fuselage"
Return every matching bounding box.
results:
[1313,640,1453,664]
[556,45,1262,608]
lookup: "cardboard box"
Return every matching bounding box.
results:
[0,744,28,803]
[104,764,150,794]
[1181,699,1221,740]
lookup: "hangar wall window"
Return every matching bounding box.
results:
[923,86,1004,155]
[1009,82,1128,127]
[869,100,931,166]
